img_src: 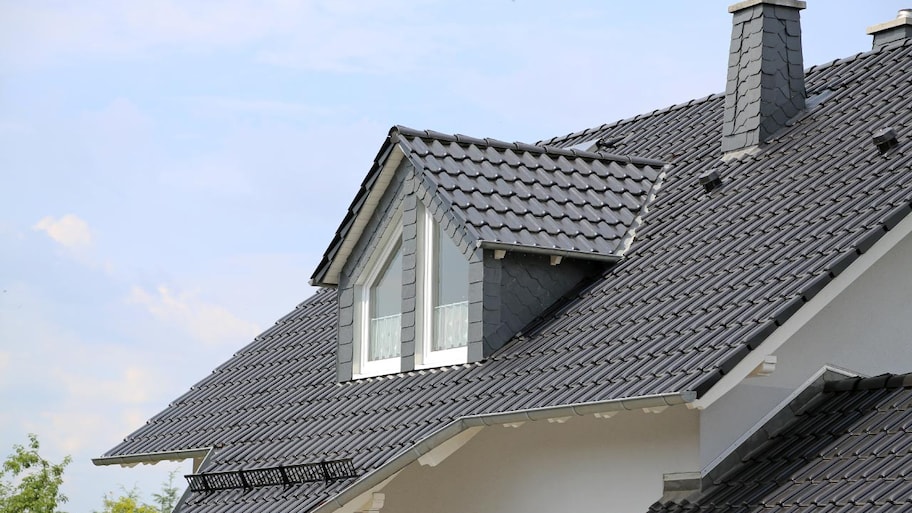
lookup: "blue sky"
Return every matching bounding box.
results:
[0,1,905,510]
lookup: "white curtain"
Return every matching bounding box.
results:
[433,301,468,351]
[369,313,401,360]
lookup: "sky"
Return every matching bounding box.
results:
[0,1,906,511]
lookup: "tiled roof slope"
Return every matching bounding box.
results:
[650,374,912,513]
[396,128,666,257]
[311,127,666,286]
[101,42,912,512]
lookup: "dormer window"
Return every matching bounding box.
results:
[356,223,403,378]
[315,126,665,382]
[354,206,468,378]
[367,241,402,360]
[418,208,469,368]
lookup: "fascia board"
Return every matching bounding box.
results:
[690,211,912,410]
[700,364,857,479]
[91,447,211,467]
[316,145,405,287]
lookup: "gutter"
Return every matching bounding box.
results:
[91,447,211,467]
[476,240,622,263]
[314,391,695,513]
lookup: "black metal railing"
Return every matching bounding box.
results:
[185,459,357,492]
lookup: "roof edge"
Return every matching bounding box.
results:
[699,365,859,490]
[543,39,912,151]
[92,447,211,467]
[691,200,912,409]
[310,133,404,288]
[476,240,623,263]
[314,391,695,513]
[393,125,668,168]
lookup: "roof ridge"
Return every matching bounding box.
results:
[545,40,912,150]
[392,125,667,168]
[538,93,723,147]
[824,372,912,393]
[806,36,912,75]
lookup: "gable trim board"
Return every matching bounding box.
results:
[690,204,912,409]
[312,390,695,513]
[699,365,859,489]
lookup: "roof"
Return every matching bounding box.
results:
[310,126,667,286]
[650,373,912,513]
[99,41,912,512]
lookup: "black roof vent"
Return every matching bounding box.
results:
[698,169,723,193]
[873,127,899,154]
[596,136,624,150]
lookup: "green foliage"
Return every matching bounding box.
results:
[150,471,180,513]
[99,468,184,513]
[98,488,158,513]
[0,433,71,513]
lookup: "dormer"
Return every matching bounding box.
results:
[311,126,667,381]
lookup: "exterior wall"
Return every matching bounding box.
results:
[377,406,699,513]
[478,251,602,357]
[700,230,912,467]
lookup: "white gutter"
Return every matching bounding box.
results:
[314,391,695,513]
[91,447,211,467]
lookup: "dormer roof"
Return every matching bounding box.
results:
[310,126,667,287]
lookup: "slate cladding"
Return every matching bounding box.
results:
[650,373,912,513]
[100,41,912,512]
[722,0,807,153]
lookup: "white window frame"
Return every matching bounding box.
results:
[416,207,469,369]
[355,218,403,378]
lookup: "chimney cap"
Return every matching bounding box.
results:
[866,9,912,35]
[728,0,805,14]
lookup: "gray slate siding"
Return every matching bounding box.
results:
[723,1,806,153]
[480,251,601,356]
[399,182,419,371]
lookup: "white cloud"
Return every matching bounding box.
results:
[127,285,260,346]
[33,214,93,250]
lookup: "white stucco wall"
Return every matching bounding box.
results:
[374,406,699,513]
[700,229,912,467]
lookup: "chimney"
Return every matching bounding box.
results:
[867,9,912,50]
[722,0,807,154]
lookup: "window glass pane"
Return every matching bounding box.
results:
[369,243,402,361]
[433,230,468,351]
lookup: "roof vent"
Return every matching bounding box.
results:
[873,127,899,154]
[596,136,624,151]
[867,9,912,49]
[698,169,723,193]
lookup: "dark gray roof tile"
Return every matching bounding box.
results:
[101,41,912,513]
[654,375,912,512]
